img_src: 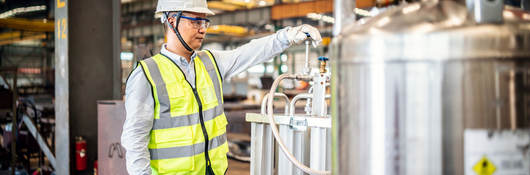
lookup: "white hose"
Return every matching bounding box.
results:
[266,74,331,175]
[261,93,290,115]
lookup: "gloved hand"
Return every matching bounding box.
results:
[285,24,322,48]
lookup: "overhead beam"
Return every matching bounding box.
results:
[357,0,376,9]
[0,18,54,32]
[207,25,253,37]
[271,0,376,20]
[208,1,245,11]
[208,0,275,12]
[0,31,47,46]
[0,34,46,45]
[271,0,333,20]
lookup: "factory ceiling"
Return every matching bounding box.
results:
[0,0,49,19]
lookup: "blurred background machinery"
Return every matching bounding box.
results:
[0,0,338,174]
[332,0,530,174]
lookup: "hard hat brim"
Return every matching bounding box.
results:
[186,7,215,15]
[156,7,215,16]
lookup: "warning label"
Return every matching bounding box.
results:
[473,156,496,175]
[465,129,530,175]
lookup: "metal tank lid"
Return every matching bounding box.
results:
[338,1,530,61]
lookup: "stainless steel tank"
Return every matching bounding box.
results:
[331,0,530,174]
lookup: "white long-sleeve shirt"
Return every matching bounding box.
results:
[121,28,291,175]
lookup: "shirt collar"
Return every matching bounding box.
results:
[160,43,196,65]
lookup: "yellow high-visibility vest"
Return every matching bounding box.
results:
[139,50,228,175]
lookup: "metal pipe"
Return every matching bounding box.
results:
[304,40,311,75]
[261,93,290,115]
[466,0,504,23]
[509,71,517,130]
[523,0,530,10]
[333,0,356,36]
[22,114,56,168]
[0,74,10,89]
[290,93,313,116]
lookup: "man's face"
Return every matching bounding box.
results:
[169,12,208,50]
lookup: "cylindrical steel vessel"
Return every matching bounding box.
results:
[331,1,530,174]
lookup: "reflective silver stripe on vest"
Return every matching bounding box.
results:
[143,58,171,118]
[197,51,223,105]
[152,105,224,130]
[149,133,227,160]
[146,53,224,130]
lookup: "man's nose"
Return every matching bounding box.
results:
[198,25,207,34]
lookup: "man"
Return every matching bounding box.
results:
[121,0,322,174]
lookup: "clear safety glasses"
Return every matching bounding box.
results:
[176,15,211,29]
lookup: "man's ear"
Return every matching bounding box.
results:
[168,18,175,28]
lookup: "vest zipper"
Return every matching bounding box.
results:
[192,88,212,167]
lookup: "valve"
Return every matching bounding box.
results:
[318,56,329,73]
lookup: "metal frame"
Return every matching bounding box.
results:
[246,68,332,175]
[21,114,56,168]
[250,93,290,175]
[246,113,331,129]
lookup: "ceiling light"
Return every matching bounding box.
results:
[354,8,372,17]
[322,16,334,23]
[0,5,47,19]
[258,1,267,6]
[120,52,134,61]
[523,13,530,20]
[503,11,514,19]
[307,13,334,24]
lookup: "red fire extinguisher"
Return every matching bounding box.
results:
[76,136,87,171]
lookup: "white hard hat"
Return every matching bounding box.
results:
[156,0,215,15]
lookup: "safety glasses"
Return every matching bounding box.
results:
[172,14,211,29]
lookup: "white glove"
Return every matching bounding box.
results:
[285,24,322,48]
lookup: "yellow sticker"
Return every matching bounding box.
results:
[473,156,496,175]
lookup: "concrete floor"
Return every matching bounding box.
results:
[227,159,250,175]
[226,132,251,175]
[18,154,251,174]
